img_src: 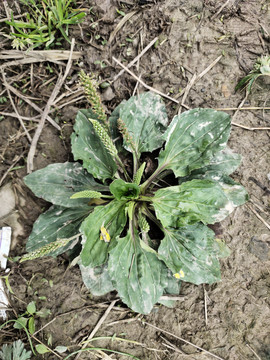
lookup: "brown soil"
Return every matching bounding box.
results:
[0,1,270,359]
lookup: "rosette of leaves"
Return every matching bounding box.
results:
[23,82,248,314]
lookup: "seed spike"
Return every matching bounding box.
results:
[70,190,102,199]
[138,212,150,233]
[118,118,136,153]
[20,235,80,262]
[79,70,108,126]
[134,162,146,185]
[90,118,118,158]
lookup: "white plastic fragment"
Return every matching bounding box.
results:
[0,227,11,320]
[0,276,9,320]
[0,227,11,269]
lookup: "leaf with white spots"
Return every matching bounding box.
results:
[26,205,91,256]
[119,92,168,156]
[152,179,235,228]
[71,109,117,181]
[80,262,115,296]
[186,148,242,177]
[203,175,248,222]
[24,162,108,208]
[108,228,167,314]
[158,108,231,177]
[158,224,221,285]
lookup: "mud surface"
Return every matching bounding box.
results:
[0,1,270,359]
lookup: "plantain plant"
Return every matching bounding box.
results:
[22,71,248,314]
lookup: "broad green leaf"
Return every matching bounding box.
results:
[119,92,168,156]
[110,179,140,200]
[80,262,114,296]
[158,108,231,177]
[0,340,32,360]
[108,228,166,314]
[158,224,221,285]
[26,205,91,256]
[14,317,28,329]
[24,162,107,208]
[152,179,240,228]
[26,301,36,315]
[28,317,35,335]
[71,109,117,181]
[183,173,248,215]
[80,201,127,267]
[35,344,49,354]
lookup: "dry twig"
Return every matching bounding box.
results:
[0,152,26,187]
[31,334,62,359]
[104,314,141,327]
[0,112,39,122]
[113,56,179,103]
[3,0,13,32]
[0,13,26,23]
[177,55,223,111]
[231,122,270,131]
[229,93,270,130]
[3,83,60,130]
[1,70,32,142]
[215,106,270,111]
[74,299,118,360]
[108,11,138,45]
[113,36,158,82]
[203,285,208,327]
[246,344,262,360]
[211,0,231,20]
[0,50,83,69]
[160,336,185,354]
[178,73,197,114]
[27,39,75,173]
[246,204,270,231]
[139,320,225,360]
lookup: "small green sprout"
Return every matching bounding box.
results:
[235,55,270,93]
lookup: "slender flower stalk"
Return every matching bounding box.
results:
[140,164,168,194]
[118,118,139,174]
